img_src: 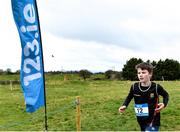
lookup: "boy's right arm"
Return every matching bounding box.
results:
[119,85,134,113]
[119,105,126,113]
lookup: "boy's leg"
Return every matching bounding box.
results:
[137,120,146,131]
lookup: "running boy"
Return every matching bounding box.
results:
[119,62,169,131]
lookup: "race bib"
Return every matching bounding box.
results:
[134,103,149,117]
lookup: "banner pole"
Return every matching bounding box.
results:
[34,0,48,130]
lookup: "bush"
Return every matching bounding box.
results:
[105,70,123,80]
[79,70,92,80]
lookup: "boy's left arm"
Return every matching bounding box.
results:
[156,84,169,112]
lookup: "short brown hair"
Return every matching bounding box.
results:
[135,62,154,74]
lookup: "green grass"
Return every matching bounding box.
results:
[0,74,179,131]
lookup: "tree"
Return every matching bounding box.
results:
[150,60,157,80]
[15,70,20,74]
[6,68,12,75]
[105,70,114,79]
[0,69,3,75]
[105,70,122,80]
[153,59,180,80]
[122,58,143,80]
[162,59,180,80]
[79,70,92,80]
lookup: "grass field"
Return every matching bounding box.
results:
[0,74,180,131]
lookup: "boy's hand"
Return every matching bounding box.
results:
[155,103,165,113]
[119,105,126,113]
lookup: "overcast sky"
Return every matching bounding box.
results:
[0,0,180,72]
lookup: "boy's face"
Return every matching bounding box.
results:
[137,68,152,83]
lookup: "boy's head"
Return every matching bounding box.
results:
[135,62,154,83]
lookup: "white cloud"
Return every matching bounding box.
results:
[0,0,179,72]
[42,32,128,72]
[0,0,21,72]
[38,0,180,48]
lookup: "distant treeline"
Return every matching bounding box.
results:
[1,58,179,81]
[122,58,180,81]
